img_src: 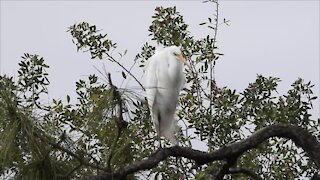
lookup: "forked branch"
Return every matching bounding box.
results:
[84,124,320,179]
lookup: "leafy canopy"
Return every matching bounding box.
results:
[0,2,319,179]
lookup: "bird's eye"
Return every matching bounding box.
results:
[173,52,178,56]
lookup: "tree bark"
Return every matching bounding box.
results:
[84,124,320,180]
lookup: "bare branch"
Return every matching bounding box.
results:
[107,73,127,128]
[106,54,145,91]
[106,73,128,169]
[84,124,320,180]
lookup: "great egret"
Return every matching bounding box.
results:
[144,46,189,146]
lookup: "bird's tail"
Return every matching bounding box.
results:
[162,119,178,146]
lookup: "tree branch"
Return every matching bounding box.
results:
[209,0,219,115]
[106,54,145,91]
[312,173,320,180]
[106,73,128,169]
[210,157,236,180]
[84,124,320,180]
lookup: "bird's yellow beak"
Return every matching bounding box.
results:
[177,54,190,67]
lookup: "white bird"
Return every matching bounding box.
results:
[144,46,189,146]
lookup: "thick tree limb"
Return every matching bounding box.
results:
[84,124,320,180]
[210,162,233,180]
[312,173,320,180]
[210,157,236,180]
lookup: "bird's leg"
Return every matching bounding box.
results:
[175,132,182,178]
[157,111,162,149]
[158,135,162,148]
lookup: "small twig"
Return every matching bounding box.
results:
[121,58,138,88]
[106,54,145,91]
[107,73,128,129]
[211,0,219,45]
[57,117,87,135]
[209,0,219,116]
[106,125,122,170]
[188,59,205,109]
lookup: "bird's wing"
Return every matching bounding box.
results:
[179,72,186,91]
[144,56,159,121]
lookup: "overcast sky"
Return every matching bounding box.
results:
[1,1,319,121]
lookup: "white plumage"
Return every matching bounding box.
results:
[144,46,188,145]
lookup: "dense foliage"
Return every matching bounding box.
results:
[0,1,319,179]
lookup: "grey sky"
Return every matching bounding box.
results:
[1,0,319,121]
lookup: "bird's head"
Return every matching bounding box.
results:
[170,46,190,67]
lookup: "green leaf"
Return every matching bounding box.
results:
[208,25,215,30]
[66,95,70,103]
[122,71,126,79]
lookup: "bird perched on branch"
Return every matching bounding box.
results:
[144,46,189,146]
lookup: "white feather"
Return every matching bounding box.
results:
[144,46,186,145]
